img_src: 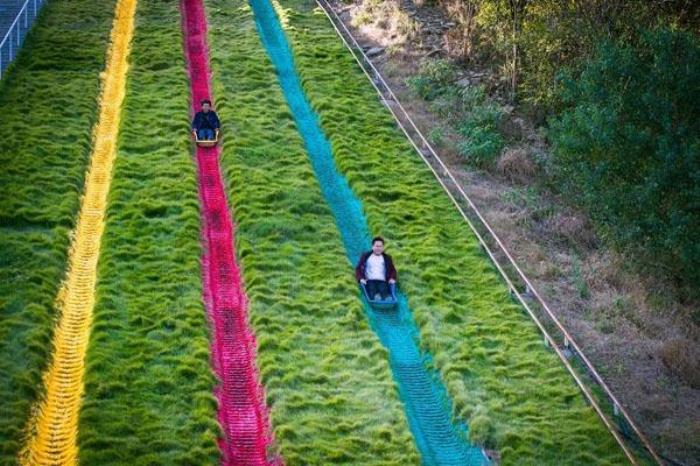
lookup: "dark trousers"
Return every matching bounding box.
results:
[366,280,390,300]
[197,128,215,140]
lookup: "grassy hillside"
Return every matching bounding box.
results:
[76,1,219,463]
[206,0,421,463]
[0,0,116,460]
[273,1,629,464]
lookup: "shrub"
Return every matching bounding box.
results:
[455,85,504,164]
[412,68,504,165]
[496,147,536,184]
[428,126,446,147]
[406,59,457,100]
[550,28,700,288]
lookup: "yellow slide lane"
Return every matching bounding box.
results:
[19,0,137,463]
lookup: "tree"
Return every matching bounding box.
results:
[550,29,700,285]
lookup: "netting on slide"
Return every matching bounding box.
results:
[180,1,280,464]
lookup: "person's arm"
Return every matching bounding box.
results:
[355,253,367,283]
[191,112,201,132]
[385,254,397,283]
[212,112,221,129]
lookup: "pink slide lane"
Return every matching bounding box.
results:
[180,0,281,464]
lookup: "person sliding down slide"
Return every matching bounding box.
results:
[191,98,220,140]
[355,236,397,301]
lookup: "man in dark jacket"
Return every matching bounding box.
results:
[191,99,220,140]
[355,236,397,300]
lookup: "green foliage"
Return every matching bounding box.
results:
[406,59,457,101]
[76,1,219,463]
[454,86,504,164]
[518,1,700,107]
[550,28,700,288]
[427,126,445,147]
[0,0,116,460]
[435,0,698,106]
[276,0,630,463]
[413,66,505,165]
[206,0,420,463]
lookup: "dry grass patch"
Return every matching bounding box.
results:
[496,147,536,184]
[658,339,700,390]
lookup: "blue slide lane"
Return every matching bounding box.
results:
[249,0,489,464]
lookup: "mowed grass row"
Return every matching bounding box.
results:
[274,1,628,464]
[206,1,420,463]
[76,1,219,464]
[0,0,117,460]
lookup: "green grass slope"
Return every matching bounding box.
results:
[0,0,117,461]
[206,1,420,463]
[76,1,219,464]
[273,1,630,464]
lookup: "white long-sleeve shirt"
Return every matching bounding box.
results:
[365,254,386,281]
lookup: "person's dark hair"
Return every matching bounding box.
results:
[201,99,212,106]
[371,236,384,245]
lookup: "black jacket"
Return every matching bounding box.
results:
[191,111,220,131]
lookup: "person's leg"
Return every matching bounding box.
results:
[367,280,390,300]
[366,280,380,300]
[376,281,390,300]
[197,128,214,140]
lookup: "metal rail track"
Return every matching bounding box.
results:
[314,1,665,464]
[0,0,46,79]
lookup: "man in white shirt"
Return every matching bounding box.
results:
[355,236,397,300]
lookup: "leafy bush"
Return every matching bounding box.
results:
[406,59,457,100]
[76,1,219,463]
[428,126,446,147]
[456,125,503,164]
[550,28,700,287]
[435,0,698,106]
[455,85,504,164]
[411,65,504,164]
[0,0,116,459]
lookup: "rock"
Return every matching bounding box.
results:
[365,47,385,58]
[456,77,471,87]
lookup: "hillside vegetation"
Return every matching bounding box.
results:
[273,0,631,463]
[0,0,116,459]
[77,1,219,463]
[206,0,421,463]
[378,0,700,297]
